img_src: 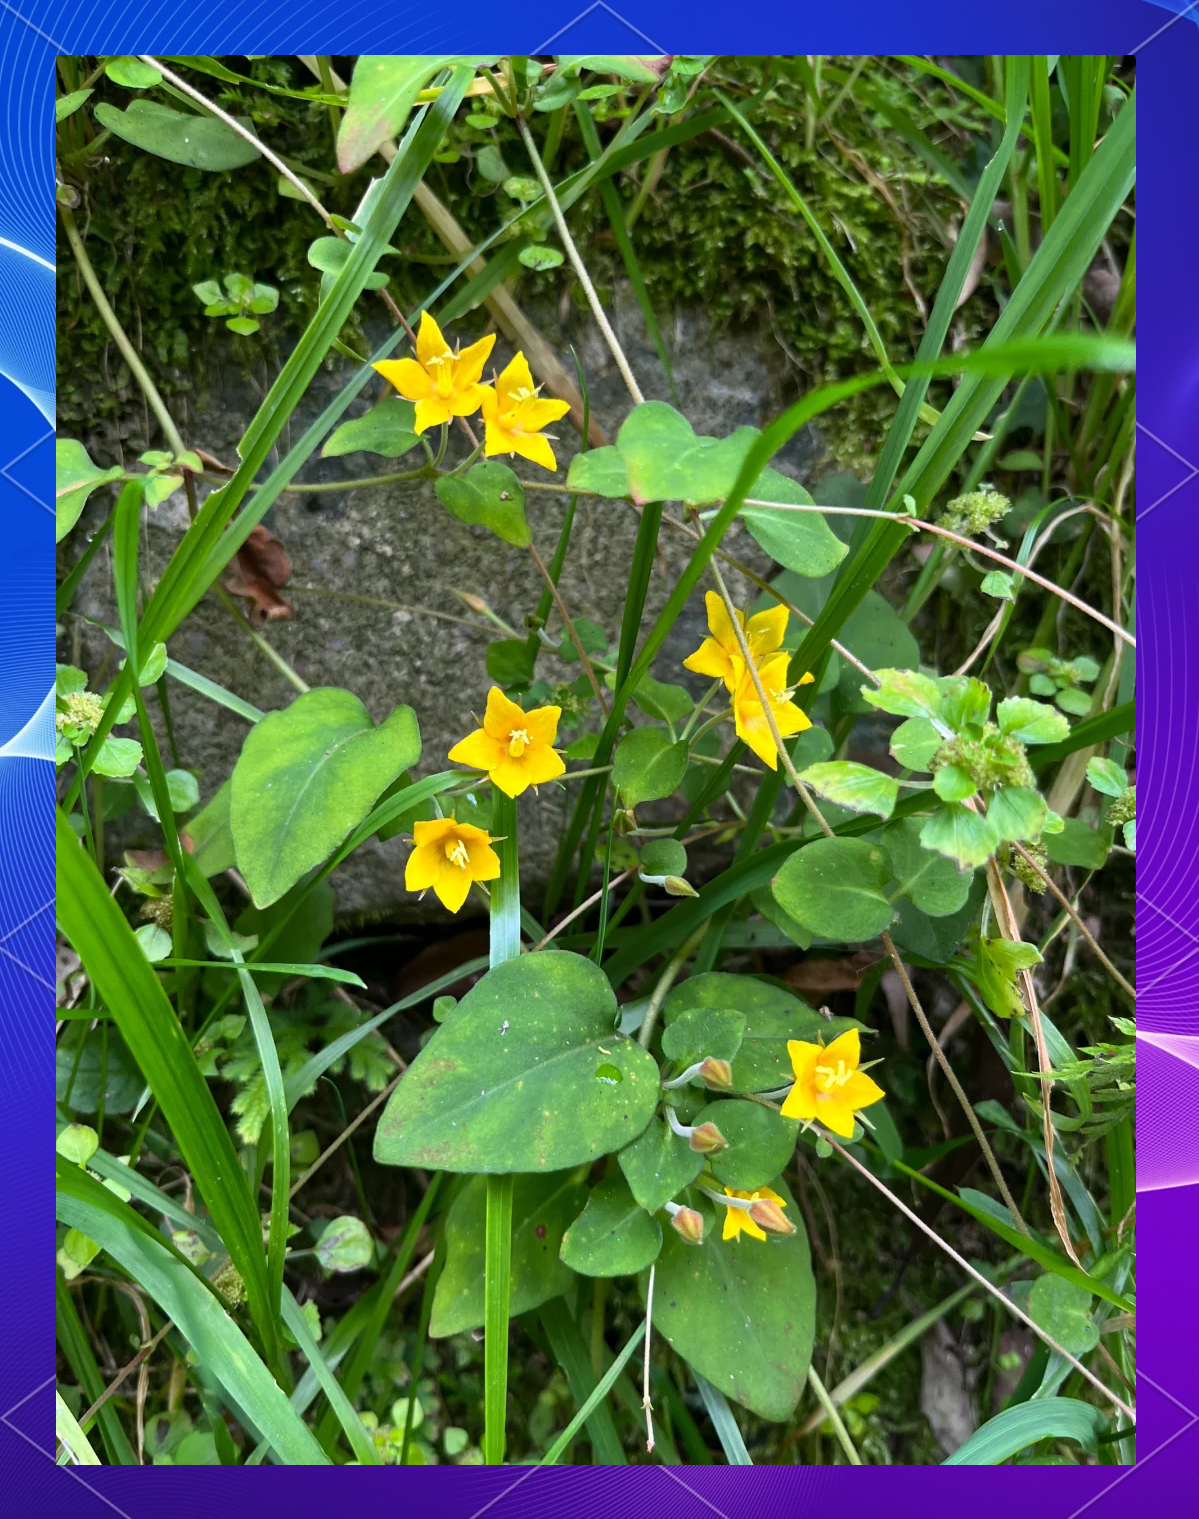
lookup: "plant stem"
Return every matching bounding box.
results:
[528,543,609,714]
[806,1365,862,1464]
[59,205,186,457]
[638,920,709,1049]
[515,112,645,405]
[216,587,310,693]
[1010,844,1136,1002]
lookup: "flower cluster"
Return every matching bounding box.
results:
[683,592,814,769]
[373,313,571,470]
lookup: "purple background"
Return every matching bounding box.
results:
[14,1,1187,1508]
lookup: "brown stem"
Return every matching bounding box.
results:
[528,543,610,716]
[1009,842,1136,1002]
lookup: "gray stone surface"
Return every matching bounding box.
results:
[70,291,829,921]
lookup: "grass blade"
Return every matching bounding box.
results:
[56,1273,138,1464]
[56,808,279,1365]
[56,1390,101,1465]
[541,1320,647,1465]
[56,1161,327,1464]
[280,1288,381,1464]
[943,1397,1107,1464]
[694,1372,752,1464]
[540,1296,627,1463]
[483,1173,513,1464]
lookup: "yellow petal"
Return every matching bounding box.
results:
[757,1186,786,1207]
[416,311,451,369]
[412,818,456,849]
[798,671,816,686]
[779,1080,817,1122]
[522,747,566,787]
[464,837,502,880]
[746,602,788,654]
[454,822,494,846]
[814,1095,857,1138]
[510,429,558,472]
[498,351,535,403]
[756,652,794,690]
[822,1028,861,1071]
[479,386,499,422]
[433,860,473,914]
[373,357,433,400]
[722,1208,740,1242]
[523,704,562,746]
[518,396,572,431]
[704,590,738,651]
[413,397,453,434]
[447,728,500,772]
[447,384,487,418]
[483,686,528,741]
[405,842,442,893]
[682,638,736,686]
[843,1070,886,1109]
[735,709,780,769]
[482,419,513,458]
[454,332,497,388]
[772,700,813,739]
[787,1040,822,1081]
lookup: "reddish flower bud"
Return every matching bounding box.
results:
[698,1057,733,1090]
[668,1206,705,1245]
[689,1121,728,1155]
[748,1196,795,1236]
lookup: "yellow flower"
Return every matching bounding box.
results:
[733,652,815,769]
[721,1185,789,1243]
[447,686,566,798]
[405,816,500,914]
[780,1029,885,1138]
[372,311,495,435]
[683,592,790,693]
[480,353,571,471]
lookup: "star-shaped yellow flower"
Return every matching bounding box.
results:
[480,353,571,471]
[732,652,814,769]
[447,686,566,798]
[721,1185,789,1243]
[683,592,790,693]
[780,1029,885,1138]
[372,312,495,435]
[405,816,501,914]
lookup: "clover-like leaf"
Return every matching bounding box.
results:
[435,461,530,547]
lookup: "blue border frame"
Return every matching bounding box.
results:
[20,6,1192,1509]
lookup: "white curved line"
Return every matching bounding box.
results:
[0,236,55,273]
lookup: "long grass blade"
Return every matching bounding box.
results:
[540,1296,627,1463]
[540,1321,647,1465]
[693,1372,752,1463]
[56,1390,101,1465]
[943,1397,1107,1464]
[56,809,278,1364]
[280,1289,381,1464]
[57,1161,327,1464]
[56,1272,138,1464]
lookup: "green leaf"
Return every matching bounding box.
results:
[1055,687,1093,717]
[938,676,992,731]
[558,617,608,662]
[435,461,530,547]
[56,439,123,543]
[105,57,163,89]
[660,1006,745,1067]
[612,727,688,807]
[1027,1274,1098,1357]
[337,56,473,174]
[974,935,1043,1018]
[988,786,1048,843]
[321,397,420,459]
[772,837,894,942]
[231,688,421,907]
[701,1100,798,1190]
[486,638,537,689]
[996,697,1070,744]
[750,885,812,949]
[861,668,943,719]
[651,1179,815,1421]
[613,403,759,506]
[56,1161,326,1463]
[739,470,848,578]
[518,244,565,270]
[566,445,630,498]
[618,1116,703,1213]
[56,88,93,123]
[980,570,1016,600]
[920,802,1000,868]
[559,55,665,84]
[1045,817,1110,870]
[884,816,973,916]
[799,761,898,820]
[92,735,143,778]
[226,316,260,336]
[663,972,856,1094]
[641,838,688,877]
[315,1216,375,1273]
[134,922,172,962]
[943,1398,1105,1465]
[631,672,692,724]
[430,1170,584,1336]
[933,764,978,803]
[1086,756,1127,798]
[186,781,235,876]
[93,100,260,170]
[373,952,660,1172]
[307,236,390,290]
[560,1178,662,1277]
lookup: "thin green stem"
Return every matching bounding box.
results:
[806,1366,862,1464]
[639,920,709,1050]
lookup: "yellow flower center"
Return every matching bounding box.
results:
[507,727,531,758]
[445,838,470,870]
[815,1059,854,1094]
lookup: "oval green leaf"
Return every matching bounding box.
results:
[93,100,261,170]
[772,837,894,942]
[612,727,688,807]
[321,397,419,459]
[617,1116,704,1213]
[699,1099,798,1190]
[435,460,531,547]
[560,1178,662,1277]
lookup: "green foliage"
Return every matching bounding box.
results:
[435,462,531,547]
[94,99,261,170]
[322,397,420,458]
[559,1177,663,1276]
[773,837,895,942]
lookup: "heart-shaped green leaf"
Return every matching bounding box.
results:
[920,803,1000,869]
[614,403,759,506]
[987,786,1048,843]
[884,817,973,917]
[612,727,688,807]
[337,56,483,174]
[772,838,895,942]
[435,461,530,547]
[560,1178,662,1277]
[373,952,660,1172]
[649,1180,815,1421]
[430,1170,584,1336]
[56,440,123,543]
[231,688,421,907]
[618,1116,704,1213]
[1027,1274,1098,1357]
[660,1006,746,1067]
[565,445,629,498]
[322,398,419,459]
[700,1100,798,1191]
[889,716,942,772]
[996,697,1070,745]
[663,972,854,1094]
[739,468,848,578]
[94,100,260,170]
